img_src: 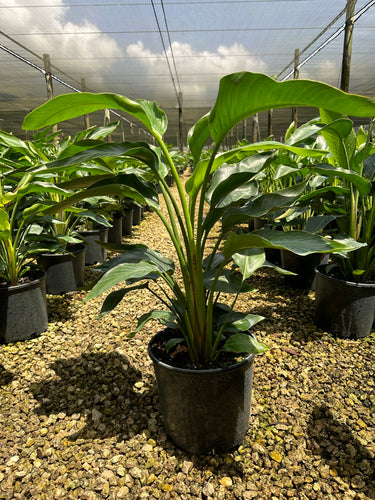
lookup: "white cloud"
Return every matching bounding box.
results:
[125,41,268,104]
[0,0,123,96]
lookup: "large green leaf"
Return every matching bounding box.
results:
[86,261,163,300]
[186,140,326,199]
[23,93,167,137]
[232,248,266,280]
[223,229,365,259]
[187,113,210,165]
[97,283,148,318]
[35,141,159,174]
[221,182,307,231]
[39,172,159,215]
[319,110,356,170]
[203,268,254,294]
[0,208,10,241]
[310,164,371,196]
[129,310,178,337]
[96,246,175,275]
[202,72,375,147]
[223,332,267,354]
[206,156,266,207]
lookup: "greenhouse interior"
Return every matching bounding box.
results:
[1,1,375,499]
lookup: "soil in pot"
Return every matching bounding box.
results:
[314,264,375,339]
[0,270,48,343]
[148,329,257,455]
[37,243,86,294]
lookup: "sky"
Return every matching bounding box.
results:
[0,0,374,140]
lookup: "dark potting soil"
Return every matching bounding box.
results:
[0,270,43,288]
[149,328,248,371]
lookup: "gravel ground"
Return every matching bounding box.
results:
[0,177,375,500]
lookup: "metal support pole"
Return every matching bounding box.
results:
[268,109,273,137]
[178,92,184,151]
[104,109,112,142]
[81,78,90,130]
[252,114,260,143]
[291,48,300,129]
[340,0,356,92]
[43,54,58,134]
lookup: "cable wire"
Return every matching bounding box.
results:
[280,0,375,81]
[0,42,152,138]
[150,0,188,139]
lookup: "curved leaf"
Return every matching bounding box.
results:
[222,182,307,231]
[223,332,267,353]
[232,248,266,280]
[223,229,365,259]
[23,93,167,137]
[86,261,163,300]
[205,72,375,146]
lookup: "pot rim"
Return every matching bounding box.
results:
[77,228,109,235]
[315,264,375,289]
[0,269,46,292]
[38,242,86,257]
[148,329,257,375]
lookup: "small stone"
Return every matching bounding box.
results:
[111,454,123,464]
[116,486,130,498]
[202,481,215,496]
[181,460,193,474]
[116,466,126,477]
[159,483,172,491]
[130,467,143,479]
[147,473,156,485]
[92,409,102,422]
[220,477,233,487]
[40,428,48,436]
[25,437,35,447]
[269,451,283,463]
[6,455,20,466]
[102,469,115,480]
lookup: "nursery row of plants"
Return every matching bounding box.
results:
[1,71,375,454]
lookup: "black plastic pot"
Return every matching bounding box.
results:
[0,271,48,343]
[108,212,123,244]
[122,209,134,236]
[78,228,108,265]
[37,243,86,294]
[132,205,142,226]
[148,330,257,455]
[314,264,375,339]
[281,250,324,289]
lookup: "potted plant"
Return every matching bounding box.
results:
[294,115,375,338]
[23,72,375,453]
[0,130,58,342]
[251,118,337,288]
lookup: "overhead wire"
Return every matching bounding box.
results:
[279,0,375,81]
[0,43,153,138]
[150,0,188,137]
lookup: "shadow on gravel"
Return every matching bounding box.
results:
[307,404,375,499]
[46,293,82,322]
[0,364,14,386]
[30,351,159,442]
